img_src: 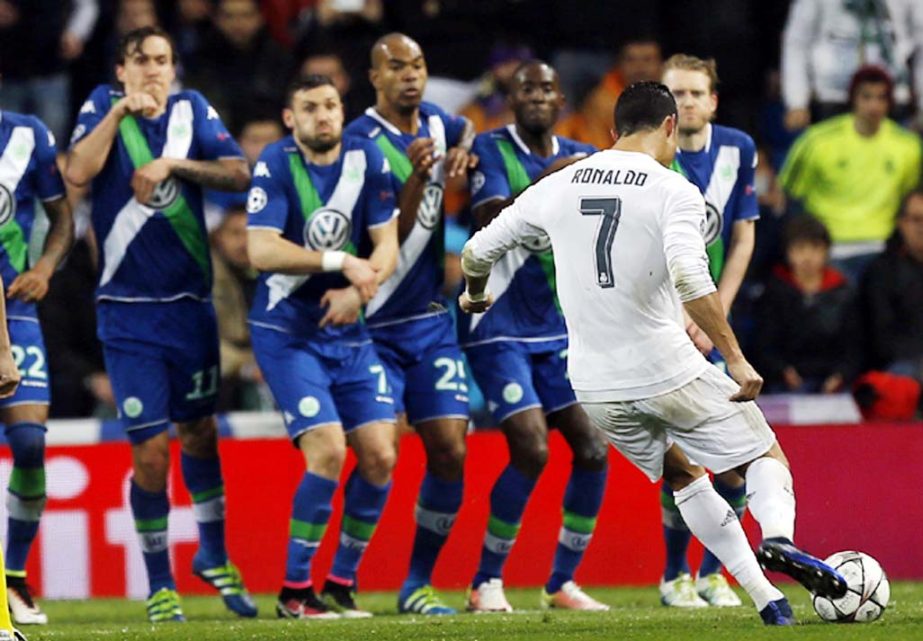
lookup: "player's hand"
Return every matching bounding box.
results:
[821,373,844,394]
[116,93,159,119]
[685,319,714,355]
[784,108,810,131]
[406,138,440,180]
[7,263,54,302]
[0,348,21,399]
[782,366,803,391]
[319,286,363,327]
[458,288,493,314]
[86,372,116,406]
[60,31,84,60]
[132,158,174,205]
[444,147,477,178]
[727,357,763,402]
[341,254,378,302]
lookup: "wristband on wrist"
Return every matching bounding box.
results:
[321,251,346,272]
[466,288,488,303]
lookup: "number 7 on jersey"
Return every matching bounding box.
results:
[580,197,622,288]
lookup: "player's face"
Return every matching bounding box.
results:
[663,69,716,135]
[371,42,427,114]
[510,64,564,135]
[853,82,889,128]
[116,35,176,105]
[239,120,283,166]
[285,85,344,153]
[619,43,662,85]
[786,240,828,276]
[214,212,250,268]
[898,195,923,257]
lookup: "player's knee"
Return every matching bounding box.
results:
[132,443,171,488]
[177,418,218,458]
[357,443,397,484]
[5,424,46,468]
[508,431,548,477]
[308,445,347,478]
[426,437,466,478]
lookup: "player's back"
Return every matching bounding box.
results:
[501,149,712,401]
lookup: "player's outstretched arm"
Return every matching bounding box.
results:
[7,197,75,303]
[66,94,156,186]
[367,217,399,286]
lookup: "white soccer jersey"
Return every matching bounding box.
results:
[465,149,717,402]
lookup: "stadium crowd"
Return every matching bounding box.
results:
[0,0,919,629]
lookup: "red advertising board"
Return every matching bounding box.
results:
[8,424,922,598]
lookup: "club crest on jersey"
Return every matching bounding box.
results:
[147,178,180,209]
[703,201,723,246]
[0,184,15,226]
[521,233,551,253]
[304,208,351,250]
[417,184,443,230]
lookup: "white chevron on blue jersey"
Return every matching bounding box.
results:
[266,148,368,310]
[0,127,35,206]
[99,100,195,287]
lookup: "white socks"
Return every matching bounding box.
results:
[675,475,783,610]
[746,457,796,542]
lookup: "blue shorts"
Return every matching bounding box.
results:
[99,300,219,444]
[1,319,50,408]
[251,325,396,443]
[370,313,469,425]
[465,339,577,424]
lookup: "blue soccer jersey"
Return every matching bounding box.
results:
[344,102,467,326]
[70,85,243,303]
[0,111,66,321]
[460,125,595,348]
[246,135,397,342]
[673,123,758,280]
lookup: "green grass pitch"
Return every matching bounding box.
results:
[21,583,923,640]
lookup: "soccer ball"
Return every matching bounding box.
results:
[812,551,890,623]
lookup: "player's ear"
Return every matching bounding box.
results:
[282,108,295,130]
[710,91,718,114]
[369,67,380,91]
[115,64,126,85]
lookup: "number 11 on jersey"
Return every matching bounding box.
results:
[580,197,622,288]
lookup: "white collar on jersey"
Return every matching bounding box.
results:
[677,123,713,156]
[506,123,560,156]
[364,107,423,137]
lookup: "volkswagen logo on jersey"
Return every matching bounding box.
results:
[703,200,723,246]
[304,209,352,250]
[417,183,444,230]
[147,177,180,210]
[521,232,552,254]
[0,184,15,226]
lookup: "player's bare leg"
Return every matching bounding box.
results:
[399,416,466,614]
[540,404,610,611]
[322,421,397,617]
[175,416,256,617]
[1,405,49,626]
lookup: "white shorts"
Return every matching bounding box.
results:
[582,366,776,482]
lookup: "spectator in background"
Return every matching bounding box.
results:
[860,190,923,382]
[755,216,860,394]
[779,66,921,283]
[210,207,262,411]
[781,0,923,130]
[555,39,662,150]
[116,0,158,35]
[173,0,214,64]
[299,50,360,121]
[0,0,99,143]
[186,0,291,133]
[459,44,533,133]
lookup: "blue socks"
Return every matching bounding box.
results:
[473,465,537,588]
[698,478,747,577]
[546,466,607,593]
[661,483,692,581]
[329,470,391,585]
[402,472,463,592]
[130,480,174,594]
[5,423,46,577]
[285,472,337,588]
[180,452,227,568]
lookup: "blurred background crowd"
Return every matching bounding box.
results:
[1,0,921,421]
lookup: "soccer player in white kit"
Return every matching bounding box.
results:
[458,82,847,626]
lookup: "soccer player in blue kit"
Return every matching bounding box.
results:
[344,33,477,615]
[461,61,610,612]
[0,105,74,625]
[657,54,759,608]
[246,75,399,621]
[65,27,255,622]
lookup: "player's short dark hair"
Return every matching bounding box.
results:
[784,215,832,249]
[117,26,178,67]
[898,188,923,218]
[848,65,894,108]
[613,81,677,137]
[285,75,339,106]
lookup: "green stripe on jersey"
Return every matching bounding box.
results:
[495,139,532,195]
[114,103,210,281]
[374,135,413,184]
[0,220,28,273]
[287,152,324,222]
